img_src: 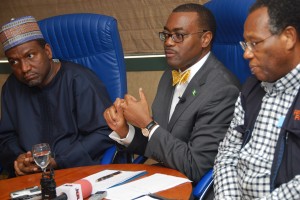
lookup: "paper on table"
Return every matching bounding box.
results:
[105,173,192,200]
[82,169,146,194]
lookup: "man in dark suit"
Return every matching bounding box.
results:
[104,3,240,191]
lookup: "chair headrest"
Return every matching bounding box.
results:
[205,0,256,83]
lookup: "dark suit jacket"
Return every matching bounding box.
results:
[127,53,240,184]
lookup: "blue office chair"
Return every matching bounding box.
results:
[100,146,117,164]
[193,169,214,199]
[38,13,127,164]
[190,0,256,199]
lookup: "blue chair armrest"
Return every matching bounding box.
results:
[100,146,117,164]
[193,169,214,199]
[132,155,148,164]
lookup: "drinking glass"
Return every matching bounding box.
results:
[32,143,51,173]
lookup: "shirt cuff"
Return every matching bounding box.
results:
[148,124,159,140]
[109,124,135,147]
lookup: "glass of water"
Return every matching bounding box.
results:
[32,143,51,173]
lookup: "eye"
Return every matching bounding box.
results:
[174,33,183,39]
[27,53,34,58]
[9,60,18,65]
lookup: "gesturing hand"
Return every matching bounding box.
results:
[121,88,153,128]
[104,98,129,138]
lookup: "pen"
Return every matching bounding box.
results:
[96,171,121,182]
[132,193,173,200]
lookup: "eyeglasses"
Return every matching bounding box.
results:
[240,34,274,52]
[159,30,208,43]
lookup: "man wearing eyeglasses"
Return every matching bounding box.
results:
[104,3,240,197]
[214,0,300,199]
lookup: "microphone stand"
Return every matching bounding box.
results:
[40,168,57,200]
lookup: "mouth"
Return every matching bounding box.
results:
[24,73,37,82]
[249,65,258,75]
[164,49,176,58]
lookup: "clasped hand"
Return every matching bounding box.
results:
[104,88,153,138]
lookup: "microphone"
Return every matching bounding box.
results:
[55,179,92,200]
[178,96,186,103]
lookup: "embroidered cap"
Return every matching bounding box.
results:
[0,16,44,52]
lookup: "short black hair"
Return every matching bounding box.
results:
[173,3,216,39]
[250,0,300,37]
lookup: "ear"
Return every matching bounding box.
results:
[44,43,53,60]
[201,31,213,48]
[281,26,297,50]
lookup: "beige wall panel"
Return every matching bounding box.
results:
[0,0,209,58]
[127,71,163,114]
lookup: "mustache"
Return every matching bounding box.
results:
[164,48,177,54]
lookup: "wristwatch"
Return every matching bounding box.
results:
[141,120,157,137]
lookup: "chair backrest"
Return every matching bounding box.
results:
[205,0,255,84]
[38,13,127,102]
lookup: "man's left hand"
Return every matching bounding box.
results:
[122,88,153,128]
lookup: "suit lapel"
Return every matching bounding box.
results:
[163,84,175,127]
[167,54,215,130]
[154,70,175,128]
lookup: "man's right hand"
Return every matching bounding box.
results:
[14,151,39,176]
[104,98,129,138]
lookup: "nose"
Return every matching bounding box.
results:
[243,48,254,60]
[164,36,175,46]
[20,59,31,73]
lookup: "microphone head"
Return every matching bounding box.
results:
[74,179,92,199]
[56,183,83,200]
[56,179,92,200]
[178,96,186,103]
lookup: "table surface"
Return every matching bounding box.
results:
[0,164,192,200]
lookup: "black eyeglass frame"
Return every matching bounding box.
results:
[158,30,208,43]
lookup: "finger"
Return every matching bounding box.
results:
[114,99,124,114]
[139,88,149,106]
[105,109,117,127]
[103,109,111,123]
[25,151,34,163]
[139,88,147,102]
[113,98,122,107]
[124,94,137,102]
[105,106,117,118]
[14,161,25,176]
[23,157,31,166]
[26,151,32,157]
[116,107,124,119]
[124,94,130,102]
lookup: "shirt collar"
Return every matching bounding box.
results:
[179,52,210,83]
[261,63,300,94]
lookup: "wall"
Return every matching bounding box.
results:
[0,0,209,58]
